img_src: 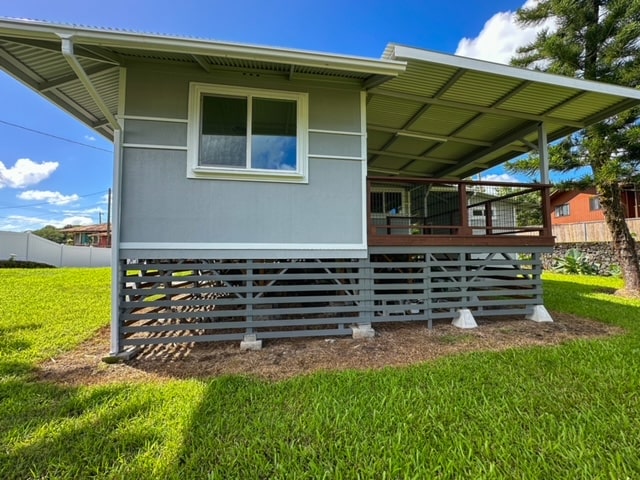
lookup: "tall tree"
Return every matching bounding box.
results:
[508,0,640,294]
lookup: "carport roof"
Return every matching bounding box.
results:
[369,44,640,179]
[1,18,639,180]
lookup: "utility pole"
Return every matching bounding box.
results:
[107,187,111,246]
[98,211,103,224]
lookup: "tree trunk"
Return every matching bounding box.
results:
[597,181,640,293]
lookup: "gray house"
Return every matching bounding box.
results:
[2,18,639,355]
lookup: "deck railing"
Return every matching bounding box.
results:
[367,177,553,246]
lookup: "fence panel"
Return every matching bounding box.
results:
[553,219,640,243]
[0,231,111,267]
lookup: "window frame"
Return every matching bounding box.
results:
[554,203,570,217]
[589,196,602,211]
[187,83,308,183]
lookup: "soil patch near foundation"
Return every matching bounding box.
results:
[35,312,621,386]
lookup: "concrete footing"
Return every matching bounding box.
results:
[452,308,478,329]
[240,334,263,351]
[526,305,554,323]
[102,347,140,363]
[351,323,375,339]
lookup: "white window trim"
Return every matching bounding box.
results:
[187,82,309,183]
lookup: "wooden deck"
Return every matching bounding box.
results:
[367,176,554,247]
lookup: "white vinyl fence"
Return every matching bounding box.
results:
[0,231,111,267]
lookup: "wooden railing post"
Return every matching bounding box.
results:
[458,184,471,235]
[541,185,552,237]
[485,200,493,235]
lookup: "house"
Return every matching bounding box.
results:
[61,224,111,247]
[551,187,640,225]
[2,18,640,356]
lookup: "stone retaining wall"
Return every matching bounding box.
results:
[543,242,640,275]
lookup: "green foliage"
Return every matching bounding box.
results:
[609,264,623,278]
[31,224,68,244]
[0,259,55,268]
[509,0,640,291]
[553,248,599,275]
[2,270,640,478]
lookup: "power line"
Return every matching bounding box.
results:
[0,119,113,153]
[0,190,108,210]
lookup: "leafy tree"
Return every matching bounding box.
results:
[508,0,640,293]
[31,225,66,244]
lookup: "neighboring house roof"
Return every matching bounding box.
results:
[2,17,640,180]
[60,224,109,234]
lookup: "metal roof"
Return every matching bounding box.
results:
[1,18,640,180]
[0,18,404,140]
[370,45,640,178]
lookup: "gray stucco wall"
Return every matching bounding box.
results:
[119,62,366,258]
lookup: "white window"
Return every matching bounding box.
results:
[555,203,570,217]
[589,196,601,211]
[187,83,308,182]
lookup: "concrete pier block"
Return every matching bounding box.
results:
[526,305,554,323]
[351,323,375,339]
[452,308,477,329]
[240,334,263,351]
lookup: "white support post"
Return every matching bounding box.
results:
[109,128,123,355]
[538,122,550,185]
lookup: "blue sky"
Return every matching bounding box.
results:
[0,0,545,231]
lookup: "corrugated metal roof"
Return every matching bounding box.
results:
[0,18,403,141]
[1,19,640,181]
[367,44,640,179]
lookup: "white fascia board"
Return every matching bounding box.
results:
[0,18,406,77]
[389,44,640,101]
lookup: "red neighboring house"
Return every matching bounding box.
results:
[550,187,640,225]
[61,224,111,247]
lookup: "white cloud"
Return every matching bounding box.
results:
[0,158,59,189]
[0,214,94,232]
[17,190,80,206]
[62,206,105,215]
[84,134,96,142]
[481,173,520,183]
[455,0,556,64]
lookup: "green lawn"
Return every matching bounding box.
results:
[1,269,639,478]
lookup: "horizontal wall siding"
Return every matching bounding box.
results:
[119,151,364,245]
[117,246,547,349]
[120,62,366,254]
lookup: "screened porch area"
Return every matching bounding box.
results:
[367,177,553,247]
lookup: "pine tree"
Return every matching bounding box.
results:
[508,0,640,293]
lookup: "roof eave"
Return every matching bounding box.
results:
[0,18,407,78]
[386,44,640,102]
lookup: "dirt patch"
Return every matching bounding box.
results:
[35,313,622,386]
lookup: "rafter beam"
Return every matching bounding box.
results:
[60,35,120,130]
[368,149,457,165]
[192,54,210,72]
[369,124,492,147]
[38,64,118,92]
[435,122,540,178]
[371,87,585,129]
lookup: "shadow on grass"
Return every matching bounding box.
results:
[0,378,159,478]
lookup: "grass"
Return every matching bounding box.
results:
[1,269,640,478]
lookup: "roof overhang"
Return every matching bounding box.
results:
[367,44,640,179]
[0,18,405,140]
[1,19,640,181]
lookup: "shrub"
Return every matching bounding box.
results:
[0,258,55,269]
[552,248,598,275]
